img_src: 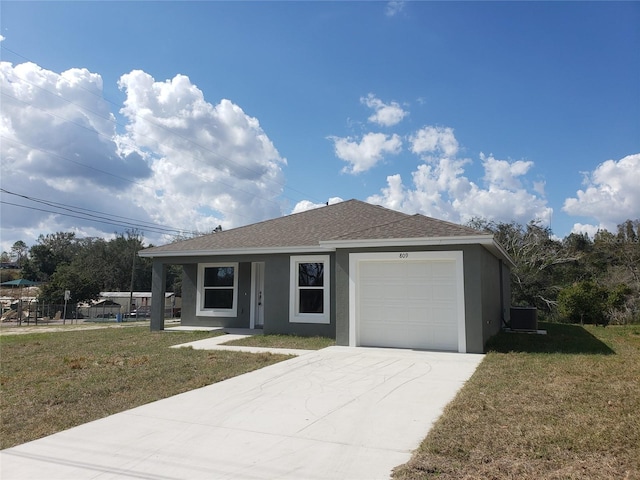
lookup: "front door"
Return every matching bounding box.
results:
[251,262,265,328]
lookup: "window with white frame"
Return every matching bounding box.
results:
[289,255,330,324]
[197,263,238,317]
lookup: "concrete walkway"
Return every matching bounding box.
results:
[0,346,483,480]
[170,331,316,356]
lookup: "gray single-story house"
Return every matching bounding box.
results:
[139,199,513,353]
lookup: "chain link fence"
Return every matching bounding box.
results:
[2,300,177,326]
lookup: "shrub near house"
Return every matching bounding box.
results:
[558,281,633,325]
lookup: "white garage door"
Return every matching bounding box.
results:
[350,252,466,352]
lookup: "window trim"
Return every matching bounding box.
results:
[289,255,330,324]
[196,262,239,317]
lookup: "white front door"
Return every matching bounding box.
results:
[251,262,265,328]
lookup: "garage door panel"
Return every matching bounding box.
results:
[433,292,457,304]
[360,325,406,348]
[360,286,394,301]
[360,325,456,351]
[405,284,434,300]
[356,256,462,352]
[406,306,430,323]
[406,263,432,279]
[431,261,455,276]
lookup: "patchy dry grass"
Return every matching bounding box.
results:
[222,333,335,350]
[393,323,640,480]
[0,327,291,449]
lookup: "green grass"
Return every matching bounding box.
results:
[0,327,291,449]
[393,323,640,480]
[221,333,335,350]
[4,322,639,478]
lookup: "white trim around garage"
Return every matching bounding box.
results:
[348,251,467,353]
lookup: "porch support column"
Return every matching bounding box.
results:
[150,259,167,331]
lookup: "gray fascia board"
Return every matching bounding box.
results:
[320,235,492,249]
[320,235,516,268]
[138,235,516,267]
[485,238,517,269]
[138,245,335,258]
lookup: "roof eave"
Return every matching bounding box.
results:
[485,238,517,269]
[321,235,516,268]
[138,245,335,258]
[139,235,516,268]
[320,235,492,249]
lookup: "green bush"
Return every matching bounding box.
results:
[557,281,608,325]
[558,281,633,325]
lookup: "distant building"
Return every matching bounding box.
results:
[0,262,20,269]
[98,292,180,318]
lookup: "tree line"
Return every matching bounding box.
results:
[2,219,638,324]
[1,231,181,305]
[469,218,640,325]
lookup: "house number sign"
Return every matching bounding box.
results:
[399,252,409,259]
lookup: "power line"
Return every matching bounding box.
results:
[0,189,194,236]
[0,90,282,221]
[1,134,144,188]
[0,130,274,226]
[0,199,196,238]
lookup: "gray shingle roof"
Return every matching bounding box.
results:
[326,214,485,241]
[140,199,488,256]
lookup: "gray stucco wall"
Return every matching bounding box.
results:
[333,244,507,353]
[181,262,251,328]
[501,260,511,327]
[479,248,502,347]
[156,244,508,352]
[461,246,484,353]
[177,253,335,337]
[181,263,197,324]
[334,250,350,346]
[467,246,511,352]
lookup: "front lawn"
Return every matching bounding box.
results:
[393,323,640,479]
[0,327,291,449]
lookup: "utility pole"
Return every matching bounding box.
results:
[128,245,137,319]
[63,290,70,325]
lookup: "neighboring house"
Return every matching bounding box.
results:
[139,200,514,353]
[99,292,178,316]
[0,262,20,269]
[85,299,122,319]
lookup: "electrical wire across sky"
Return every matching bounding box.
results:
[0,189,199,238]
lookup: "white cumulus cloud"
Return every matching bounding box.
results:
[361,93,408,127]
[409,126,459,158]
[330,132,402,174]
[563,153,640,232]
[570,223,602,238]
[368,126,552,226]
[117,70,287,232]
[0,61,152,247]
[0,62,288,251]
[291,197,344,214]
[481,153,533,190]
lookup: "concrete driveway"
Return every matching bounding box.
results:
[0,346,483,479]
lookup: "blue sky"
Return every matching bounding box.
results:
[1,1,639,252]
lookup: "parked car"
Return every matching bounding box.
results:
[129,306,151,318]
